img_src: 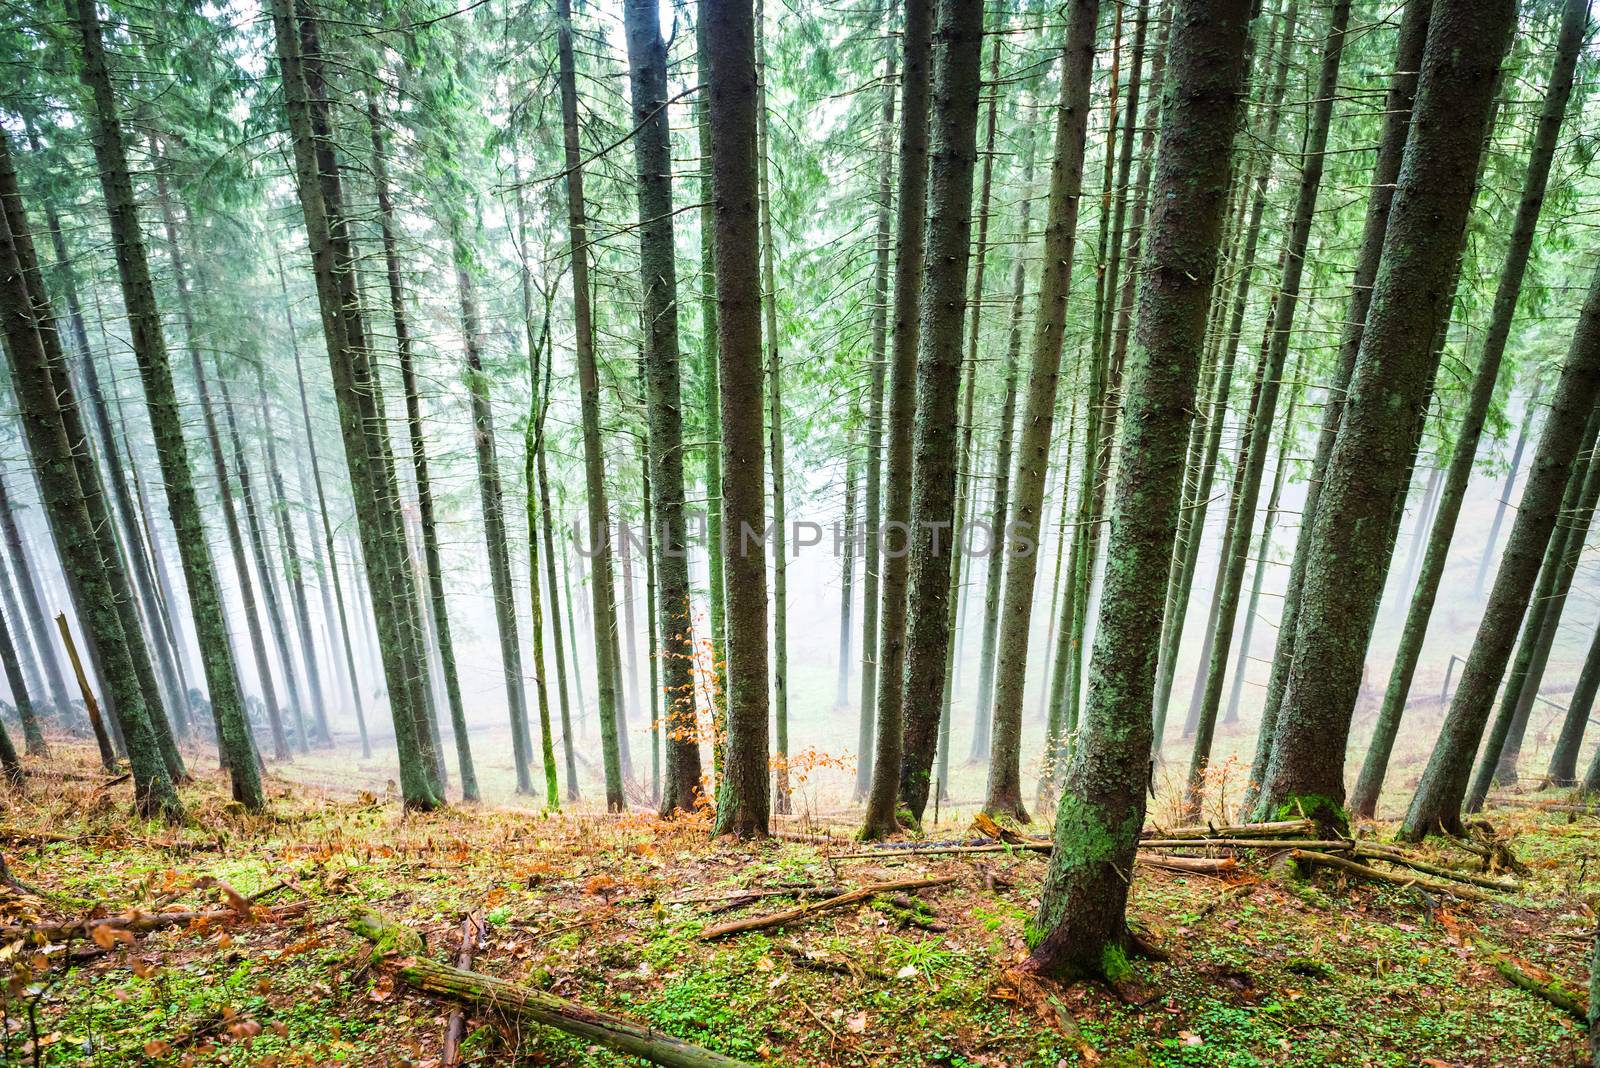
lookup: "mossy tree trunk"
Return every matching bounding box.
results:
[1254,0,1516,831]
[1025,0,1255,979]
[0,128,182,821]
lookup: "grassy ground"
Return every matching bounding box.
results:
[0,736,1593,1067]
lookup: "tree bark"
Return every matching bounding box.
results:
[1401,267,1600,840]
[980,0,1099,822]
[1025,0,1255,979]
[893,0,985,826]
[705,0,773,838]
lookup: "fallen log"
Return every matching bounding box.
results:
[1138,838,1352,851]
[1134,853,1237,876]
[1144,818,1315,840]
[698,876,956,940]
[1,900,307,943]
[1474,939,1587,1023]
[353,913,754,1068]
[1288,850,1492,902]
[442,912,484,1068]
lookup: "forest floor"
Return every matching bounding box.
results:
[0,735,1594,1067]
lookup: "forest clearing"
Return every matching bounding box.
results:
[5,0,1600,1061]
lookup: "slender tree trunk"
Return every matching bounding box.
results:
[1184,0,1350,813]
[855,6,896,801]
[892,0,986,827]
[1402,264,1600,840]
[0,128,182,819]
[285,269,371,757]
[0,594,30,782]
[538,440,579,801]
[621,0,704,815]
[1025,0,1254,978]
[1350,0,1587,817]
[0,472,71,720]
[837,438,858,709]
[367,99,477,797]
[1252,0,1516,831]
[1247,0,1429,794]
[980,0,1099,822]
[694,15,729,785]
[1153,0,1296,743]
[858,0,934,838]
[0,535,47,753]
[705,0,773,838]
[1549,614,1600,787]
[454,238,534,796]
[1472,437,1600,805]
[270,0,442,809]
[256,367,328,744]
[1477,382,1544,595]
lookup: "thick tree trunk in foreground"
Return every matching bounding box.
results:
[980,0,1099,822]
[1254,0,1515,830]
[1247,0,1428,793]
[0,129,181,820]
[860,0,933,840]
[1402,264,1600,840]
[1349,0,1586,818]
[706,0,772,838]
[624,0,704,816]
[896,0,986,826]
[1025,0,1254,979]
[556,0,625,810]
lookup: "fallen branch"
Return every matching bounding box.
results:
[1144,818,1315,840]
[698,876,956,940]
[1474,939,1587,1022]
[353,913,754,1068]
[1134,853,1237,876]
[2,900,306,942]
[1351,844,1519,892]
[442,913,485,1068]
[1288,850,1492,902]
[1139,838,1352,851]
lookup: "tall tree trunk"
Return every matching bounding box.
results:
[0,471,72,720]
[859,0,934,838]
[979,0,1099,822]
[0,531,47,753]
[1471,436,1600,806]
[1254,0,1516,831]
[256,366,329,744]
[1477,381,1543,595]
[892,0,986,827]
[970,133,1036,765]
[1184,0,1350,812]
[750,0,792,817]
[705,0,773,838]
[455,237,535,796]
[367,99,477,798]
[1350,0,1587,817]
[694,14,729,785]
[855,5,897,801]
[1402,264,1600,840]
[538,439,579,801]
[0,584,33,780]
[622,0,704,816]
[1152,0,1296,744]
[270,0,442,810]
[214,359,311,753]
[285,267,370,757]
[837,438,858,709]
[1559,618,1600,788]
[553,0,624,809]
[0,128,182,820]
[1025,0,1254,978]
[1247,0,1429,793]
